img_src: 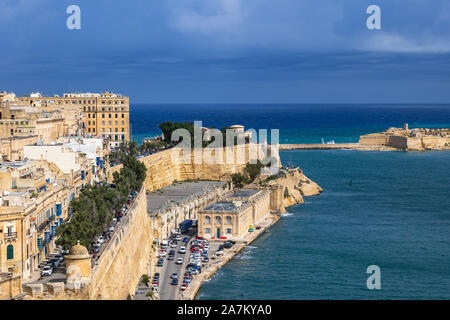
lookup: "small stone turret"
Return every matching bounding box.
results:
[65,241,91,290]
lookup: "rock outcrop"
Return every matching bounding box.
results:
[262,168,322,212]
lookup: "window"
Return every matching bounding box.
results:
[226,216,232,224]
[205,216,211,224]
[102,121,105,126]
[102,114,105,118]
[122,121,124,125]
[88,114,91,118]
[115,113,118,118]
[204,228,211,234]
[92,113,95,118]
[108,114,111,118]
[108,121,111,126]
[102,128,105,133]
[215,216,221,224]
[115,121,118,126]
[121,113,124,118]
[115,128,118,132]
[7,244,14,260]
[226,228,232,234]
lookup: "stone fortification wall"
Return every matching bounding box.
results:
[141,143,280,192]
[88,189,155,300]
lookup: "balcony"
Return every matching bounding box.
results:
[37,219,51,232]
[4,232,17,241]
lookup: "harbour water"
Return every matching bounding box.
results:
[197,150,450,299]
[131,104,450,299]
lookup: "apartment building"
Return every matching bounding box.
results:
[16,92,130,148]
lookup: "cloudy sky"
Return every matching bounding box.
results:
[1,0,450,103]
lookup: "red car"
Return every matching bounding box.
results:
[180,283,188,291]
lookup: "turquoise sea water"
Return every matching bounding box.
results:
[131,104,450,299]
[196,150,450,299]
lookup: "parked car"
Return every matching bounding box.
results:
[176,258,183,265]
[176,235,182,241]
[159,250,167,257]
[179,247,186,254]
[180,283,187,291]
[55,254,64,263]
[171,273,178,280]
[182,237,189,242]
[224,242,233,249]
[203,257,209,263]
[171,278,178,286]
[41,266,53,276]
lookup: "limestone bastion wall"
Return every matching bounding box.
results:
[140,143,280,192]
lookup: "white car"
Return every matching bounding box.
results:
[176,258,183,264]
[176,235,182,241]
[171,243,177,248]
[41,266,53,276]
[216,251,224,256]
[159,250,167,257]
[179,246,186,254]
[108,226,115,233]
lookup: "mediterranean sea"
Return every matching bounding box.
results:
[131,104,450,299]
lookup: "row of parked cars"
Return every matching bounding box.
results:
[40,252,65,276]
[175,238,212,291]
[91,191,138,256]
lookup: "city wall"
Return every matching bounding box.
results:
[88,188,155,300]
[109,143,281,192]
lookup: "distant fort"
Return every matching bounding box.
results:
[280,124,450,151]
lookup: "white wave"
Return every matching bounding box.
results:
[281,213,293,217]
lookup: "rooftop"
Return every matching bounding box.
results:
[227,189,260,199]
[146,180,226,212]
[202,201,246,212]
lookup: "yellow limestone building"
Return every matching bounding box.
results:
[197,189,271,240]
[16,92,130,148]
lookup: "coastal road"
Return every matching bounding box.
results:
[158,229,197,300]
